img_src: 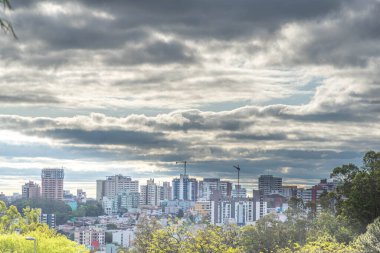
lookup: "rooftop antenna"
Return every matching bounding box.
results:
[233,164,240,201]
[176,161,188,175]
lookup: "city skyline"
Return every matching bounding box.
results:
[1,0,380,197]
[2,167,335,199]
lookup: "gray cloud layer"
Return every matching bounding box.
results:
[1,0,379,195]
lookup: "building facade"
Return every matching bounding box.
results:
[22,181,40,199]
[140,179,161,206]
[161,182,172,201]
[41,168,64,200]
[198,178,232,200]
[210,198,258,226]
[96,175,139,202]
[74,226,105,249]
[172,174,198,201]
[258,175,282,196]
[111,229,135,248]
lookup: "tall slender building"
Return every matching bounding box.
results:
[172,174,198,201]
[41,168,64,201]
[162,182,172,201]
[140,179,161,206]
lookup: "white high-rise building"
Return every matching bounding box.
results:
[211,199,257,226]
[172,174,198,201]
[198,178,232,200]
[231,185,247,199]
[111,229,135,248]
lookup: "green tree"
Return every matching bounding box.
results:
[331,151,380,230]
[357,217,380,252]
[12,198,73,225]
[0,227,89,253]
[307,212,358,244]
[277,235,361,253]
[177,209,184,219]
[240,213,293,253]
[284,207,309,246]
[0,201,89,252]
[132,217,162,253]
[186,225,242,253]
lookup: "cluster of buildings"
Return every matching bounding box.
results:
[0,168,338,252]
[2,168,87,228]
[95,172,338,225]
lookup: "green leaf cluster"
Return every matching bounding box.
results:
[331,151,380,231]
[0,201,89,253]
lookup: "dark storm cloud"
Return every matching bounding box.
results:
[6,0,348,67]
[38,128,180,149]
[218,133,288,141]
[80,0,346,40]
[105,39,196,66]
[4,0,379,70]
[0,94,61,104]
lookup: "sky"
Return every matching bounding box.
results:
[0,0,379,197]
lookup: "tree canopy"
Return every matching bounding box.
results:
[0,201,89,253]
[331,151,380,230]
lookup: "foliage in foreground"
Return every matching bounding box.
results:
[357,217,380,253]
[131,209,380,253]
[277,236,361,253]
[0,201,89,253]
[331,150,380,231]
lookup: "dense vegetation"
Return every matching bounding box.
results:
[11,198,104,225]
[0,201,88,253]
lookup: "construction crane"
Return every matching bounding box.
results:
[233,164,240,201]
[176,161,188,175]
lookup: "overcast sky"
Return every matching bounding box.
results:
[1,0,379,197]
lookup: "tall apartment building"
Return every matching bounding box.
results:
[172,174,198,201]
[41,168,64,201]
[22,181,40,199]
[118,190,140,211]
[258,175,282,196]
[198,178,232,200]
[96,175,139,202]
[210,198,259,226]
[140,179,161,206]
[161,182,172,201]
[231,185,247,199]
[281,185,298,199]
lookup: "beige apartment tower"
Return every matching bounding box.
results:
[41,168,64,200]
[22,181,41,199]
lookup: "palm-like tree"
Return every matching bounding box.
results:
[0,0,17,38]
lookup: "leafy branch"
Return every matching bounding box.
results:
[0,0,17,38]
